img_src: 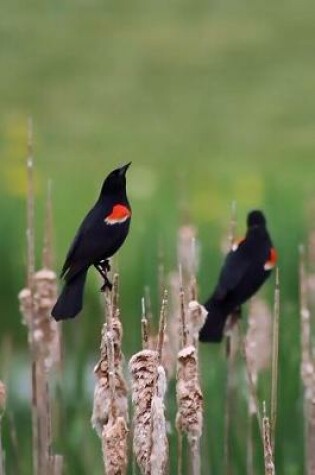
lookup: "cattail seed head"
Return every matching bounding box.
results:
[129,349,159,474]
[176,345,203,442]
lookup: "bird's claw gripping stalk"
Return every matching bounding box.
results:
[99,259,111,272]
[95,261,113,292]
[100,277,113,292]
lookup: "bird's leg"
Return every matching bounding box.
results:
[225,306,242,334]
[99,259,111,272]
[94,264,113,291]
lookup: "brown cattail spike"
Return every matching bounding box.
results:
[176,345,203,444]
[129,349,159,475]
[150,365,168,475]
[93,284,129,475]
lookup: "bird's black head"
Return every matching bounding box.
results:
[100,162,131,196]
[247,210,266,228]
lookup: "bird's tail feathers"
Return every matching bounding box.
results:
[51,269,88,321]
[199,297,232,343]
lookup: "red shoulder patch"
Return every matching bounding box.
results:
[264,247,277,270]
[105,204,131,225]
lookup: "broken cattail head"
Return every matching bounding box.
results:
[18,287,33,328]
[187,300,207,344]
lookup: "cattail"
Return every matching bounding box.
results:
[167,271,182,372]
[245,298,272,475]
[177,224,199,284]
[93,278,129,475]
[299,245,315,475]
[150,366,168,475]
[147,333,175,379]
[176,345,203,475]
[262,402,275,475]
[187,301,207,347]
[102,415,128,475]
[176,345,203,442]
[270,269,280,452]
[18,288,33,330]
[19,120,63,475]
[129,349,159,475]
[92,276,128,437]
[33,269,61,370]
[246,298,272,414]
[92,320,128,435]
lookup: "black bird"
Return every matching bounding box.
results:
[199,210,277,343]
[51,163,132,321]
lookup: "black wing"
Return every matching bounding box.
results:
[61,202,130,281]
[60,204,100,278]
[213,240,250,300]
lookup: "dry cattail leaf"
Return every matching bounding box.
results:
[150,365,168,475]
[176,345,203,442]
[129,349,159,475]
[102,415,128,475]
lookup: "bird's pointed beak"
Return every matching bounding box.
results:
[119,162,132,176]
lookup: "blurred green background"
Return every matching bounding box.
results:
[0,0,314,473]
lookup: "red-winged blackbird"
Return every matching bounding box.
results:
[199,210,277,343]
[51,163,132,321]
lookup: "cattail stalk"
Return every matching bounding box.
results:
[25,117,39,475]
[262,402,275,475]
[19,122,63,475]
[245,298,272,475]
[141,297,149,350]
[179,266,188,348]
[0,381,6,475]
[157,291,168,362]
[242,334,263,435]
[224,201,238,475]
[270,269,280,451]
[299,245,315,475]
